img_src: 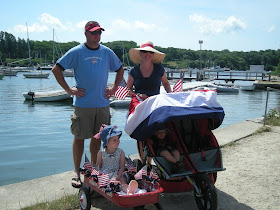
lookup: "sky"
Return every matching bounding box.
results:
[1,0,279,52]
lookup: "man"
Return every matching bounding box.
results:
[52,21,124,188]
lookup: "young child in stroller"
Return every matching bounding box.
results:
[95,125,138,194]
[151,125,183,172]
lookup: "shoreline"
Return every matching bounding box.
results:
[0,119,277,209]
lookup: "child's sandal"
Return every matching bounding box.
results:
[175,161,183,169]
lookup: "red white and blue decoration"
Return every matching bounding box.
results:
[125,91,224,141]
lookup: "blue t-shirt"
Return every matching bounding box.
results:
[129,64,164,96]
[57,43,122,108]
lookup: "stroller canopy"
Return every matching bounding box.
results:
[124,91,225,141]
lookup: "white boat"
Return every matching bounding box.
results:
[192,86,217,91]
[38,65,53,70]
[0,68,18,76]
[239,85,255,91]
[110,98,131,107]
[23,90,71,101]
[23,72,50,78]
[63,69,74,77]
[205,83,239,93]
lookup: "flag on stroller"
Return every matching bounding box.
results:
[149,168,159,180]
[126,157,137,173]
[173,72,184,92]
[98,173,110,187]
[91,167,100,176]
[114,78,129,100]
[134,165,147,180]
[83,154,93,171]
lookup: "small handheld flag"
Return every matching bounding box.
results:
[97,173,110,187]
[134,165,147,180]
[173,72,184,92]
[114,78,129,100]
[83,154,93,171]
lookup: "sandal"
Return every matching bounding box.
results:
[71,177,82,188]
[175,161,183,168]
[127,180,138,195]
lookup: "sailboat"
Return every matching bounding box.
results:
[23,23,50,78]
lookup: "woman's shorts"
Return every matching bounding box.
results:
[70,106,110,139]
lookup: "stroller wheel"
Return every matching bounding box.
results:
[193,174,217,210]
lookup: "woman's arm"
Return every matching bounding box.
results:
[126,74,135,95]
[161,72,172,93]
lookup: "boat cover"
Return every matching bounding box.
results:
[124,91,224,141]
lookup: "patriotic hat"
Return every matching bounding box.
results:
[85,21,105,32]
[129,40,166,64]
[100,126,122,148]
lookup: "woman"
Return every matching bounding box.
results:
[127,40,172,163]
[127,40,171,100]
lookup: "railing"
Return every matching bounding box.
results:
[166,69,270,82]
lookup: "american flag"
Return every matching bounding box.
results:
[125,157,137,173]
[91,167,100,176]
[134,165,147,180]
[83,154,93,171]
[97,173,110,187]
[149,169,159,180]
[114,78,129,100]
[127,164,137,173]
[173,72,184,92]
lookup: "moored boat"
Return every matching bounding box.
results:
[110,98,131,107]
[239,85,255,91]
[23,73,50,78]
[23,90,71,101]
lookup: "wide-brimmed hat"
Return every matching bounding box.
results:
[85,21,105,32]
[129,41,165,64]
[100,125,122,148]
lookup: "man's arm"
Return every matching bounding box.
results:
[52,64,85,98]
[104,66,124,98]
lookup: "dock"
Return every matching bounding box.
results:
[165,68,271,82]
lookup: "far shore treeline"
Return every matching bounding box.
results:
[1,31,280,74]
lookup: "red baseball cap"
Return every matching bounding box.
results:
[85,21,105,32]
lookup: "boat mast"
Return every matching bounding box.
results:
[26,22,31,66]
[52,28,55,65]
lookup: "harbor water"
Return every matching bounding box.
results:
[0,70,279,186]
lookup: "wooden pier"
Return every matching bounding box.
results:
[166,69,271,82]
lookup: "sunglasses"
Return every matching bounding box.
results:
[89,30,102,35]
[140,50,154,54]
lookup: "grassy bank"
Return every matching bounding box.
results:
[21,194,79,210]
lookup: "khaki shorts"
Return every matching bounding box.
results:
[70,106,111,139]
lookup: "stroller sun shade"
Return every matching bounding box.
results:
[124,91,225,141]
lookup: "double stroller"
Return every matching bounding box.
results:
[125,90,225,209]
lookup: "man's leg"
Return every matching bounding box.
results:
[72,138,85,187]
[90,106,110,165]
[90,137,101,165]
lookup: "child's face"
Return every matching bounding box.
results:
[155,130,166,139]
[107,135,120,149]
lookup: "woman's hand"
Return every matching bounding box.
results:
[138,93,148,100]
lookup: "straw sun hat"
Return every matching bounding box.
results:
[129,41,166,64]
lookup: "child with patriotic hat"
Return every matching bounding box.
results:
[95,125,138,194]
